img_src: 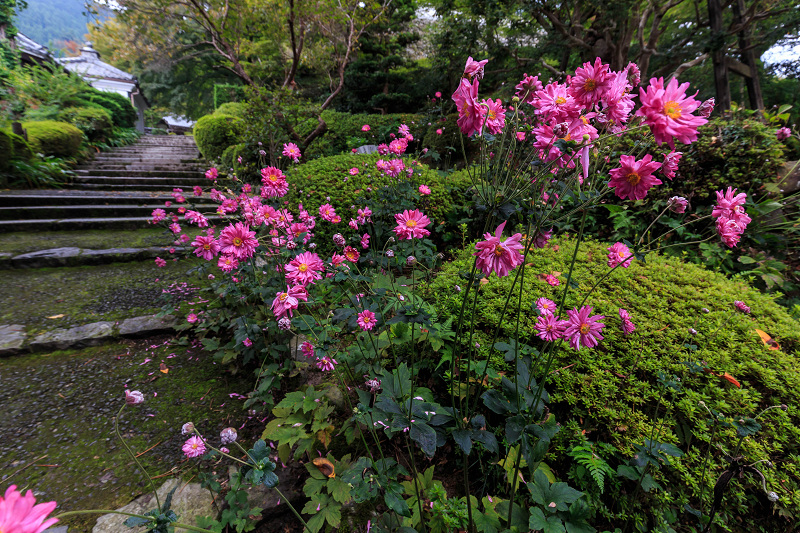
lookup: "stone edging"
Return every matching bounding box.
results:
[0,315,177,357]
[0,246,185,270]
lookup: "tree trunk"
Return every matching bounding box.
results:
[707,0,731,112]
[732,0,764,110]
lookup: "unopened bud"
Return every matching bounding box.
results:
[698,98,715,118]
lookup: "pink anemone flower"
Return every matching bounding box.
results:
[563,306,606,350]
[608,154,662,200]
[473,220,524,278]
[394,210,431,240]
[0,485,59,533]
[636,77,707,148]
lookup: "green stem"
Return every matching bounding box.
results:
[115,404,161,510]
[274,487,312,533]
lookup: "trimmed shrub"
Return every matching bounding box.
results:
[426,236,800,530]
[58,106,113,141]
[0,131,11,174]
[22,121,83,158]
[8,132,33,161]
[78,90,137,128]
[303,110,425,158]
[193,114,244,161]
[284,152,473,252]
[214,102,247,118]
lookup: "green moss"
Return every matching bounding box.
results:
[193,114,244,161]
[0,339,253,532]
[22,120,83,158]
[425,236,800,529]
[0,228,203,255]
[0,258,209,327]
[58,106,114,141]
[214,102,247,118]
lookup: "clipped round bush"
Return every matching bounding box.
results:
[421,113,480,165]
[304,110,425,158]
[58,106,113,141]
[215,102,247,118]
[22,121,83,158]
[284,152,473,251]
[77,90,136,128]
[425,236,800,530]
[193,114,244,161]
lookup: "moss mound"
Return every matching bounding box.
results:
[58,106,114,141]
[22,120,83,158]
[425,236,800,530]
[193,113,244,161]
[214,101,247,118]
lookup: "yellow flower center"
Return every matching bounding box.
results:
[203,244,211,250]
[406,220,417,227]
[619,251,626,258]
[663,101,682,119]
[579,324,590,334]
[298,264,308,272]
[233,237,242,246]
[494,244,504,256]
[279,293,288,301]
[555,96,566,104]
[488,109,496,120]
[363,316,372,323]
[270,175,278,182]
[625,172,642,186]
[583,79,597,91]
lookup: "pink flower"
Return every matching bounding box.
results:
[563,306,606,350]
[151,208,166,223]
[218,255,239,272]
[482,98,506,134]
[316,356,338,372]
[357,309,377,331]
[533,82,579,122]
[398,124,410,137]
[361,233,370,249]
[182,435,206,458]
[344,246,360,262]
[187,313,198,324]
[377,143,389,154]
[661,151,682,180]
[636,77,707,148]
[205,167,218,180]
[535,297,557,314]
[473,220,524,277]
[607,242,633,268]
[219,223,259,260]
[285,252,324,286]
[169,222,181,234]
[282,142,302,162]
[261,167,288,198]
[155,257,167,268]
[319,204,338,223]
[712,187,751,226]
[776,127,792,140]
[545,274,560,286]
[0,485,58,533]
[515,73,543,104]
[619,308,636,335]
[532,227,553,249]
[463,56,489,80]
[716,217,745,248]
[185,210,209,228]
[419,184,431,195]
[734,300,751,314]
[535,313,566,342]
[192,235,220,260]
[301,341,315,358]
[568,58,612,107]
[362,124,371,132]
[452,78,485,136]
[125,390,145,405]
[349,167,359,175]
[516,132,526,142]
[220,427,238,444]
[193,186,203,196]
[435,91,442,98]
[331,253,346,267]
[436,128,443,135]
[608,154,662,200]
[243,338,252,347]
[668,196,688,214]
[394,209,431,240]
[272,285,308,318]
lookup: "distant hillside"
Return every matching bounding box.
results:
[15,0,96,50]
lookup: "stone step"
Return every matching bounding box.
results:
[73,177,208,188]
[0,204,218,220]
[74,169,205,178]
[90,155,202,163]
[1,245,186,269]
[75,165,205,173]
[70,183,206,191]
[0,193,174,206]
[0,215,219,231]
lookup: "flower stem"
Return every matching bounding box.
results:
[115,404,161,510]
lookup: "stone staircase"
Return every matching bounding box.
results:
[0,134,214,231]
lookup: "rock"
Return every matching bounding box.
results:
[93,479,215,533]
[356,145,379,154]
[323,384,346,410]
[0,324,26,357]
[777,161,800,194]
[289,334,312,362]
[11,247,82,268]
[30,321,114,351]
[119,315,177,337]
[43,527,69,533]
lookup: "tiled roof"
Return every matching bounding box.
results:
[14,33,51,61]
[56,43,136,82]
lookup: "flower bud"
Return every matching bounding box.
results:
[125,390,145,405]
[698,98,715,118]
[220,427,238,444]
[553,122,569,138]
[182,422,195,435]
[668,196,688,214]
[406,255,417,266]
[767,491,780,502]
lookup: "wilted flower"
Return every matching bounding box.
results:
[181,422,195,435]
[278,317,292,330]
[220,427,238,444]
[668,196,688,214]
[734,301,751,314]
[125,390,144,405]
[776,127,792,141]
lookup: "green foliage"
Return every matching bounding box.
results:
[301,455,352,533]
[307,109,423,158]
[214,101,247,118]
[193,113,244,161]
[426,236,800,529]
[22,120,82,157]
[214,83,247,109]
[58,105,113,141]
[78,90,137,128]
[261,385,336,463]
[0,130,12,174]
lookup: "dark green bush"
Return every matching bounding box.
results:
[193,113,244,161]
[284,152,473,252]
[8,132,33,161]
[304,110,424,158]
[0,131,11,174]
[58,106,113,141]
[78,90,136,128]
[426,236,800,530]
[214,102,247,118]
[22,121,83,158]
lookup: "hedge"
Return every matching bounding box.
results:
[303,110,425,158]
[193,113,244,161]
[425,236,800,531]
[77,90,136,128]
[22,121,83,158]
[214,102,247,118]
[58,106,113,141]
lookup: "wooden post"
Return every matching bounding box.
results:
[732,0,764,110]
[707,0,731,112]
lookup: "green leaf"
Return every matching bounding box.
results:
[474,499,503,533]
[527,470,583,512]
[327,477,352,504]
[385,490,411,517]
[496,500,529,532]
[123,516,153,527]
[409,422,438,457]
[529,507,566,533]
[733,417,762,437]
[506,415,525,444]
[452,428,472,455]
[482,389,513,414]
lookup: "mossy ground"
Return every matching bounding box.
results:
[0,227,203,255]
[0,257,209,329]
[0,336,254,532]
